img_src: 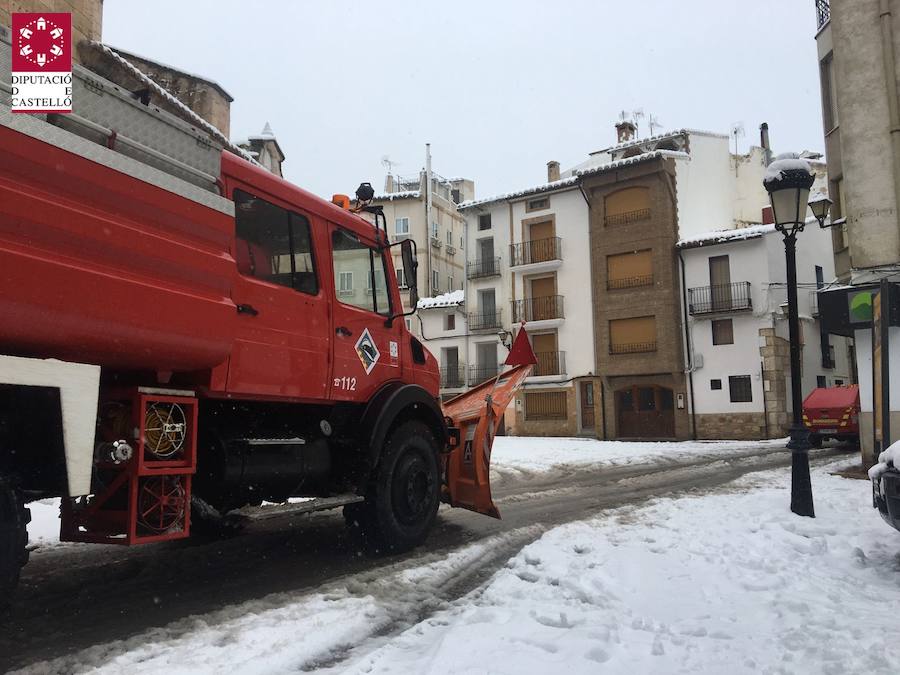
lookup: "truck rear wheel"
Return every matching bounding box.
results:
[352,420,440,553]
[0,478,29,609]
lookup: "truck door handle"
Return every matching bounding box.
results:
[236,303,259,316]
[336,326,352,337]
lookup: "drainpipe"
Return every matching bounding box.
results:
[879,0,900,252]
[678,249,698,440]
[425,143,433,297]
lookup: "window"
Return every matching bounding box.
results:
[446,313,455,330]
[710,379,722,391]
[395,217,410,236]
[525,391,567,420]
[396,267,408,289]
[526,197,549,212]
[331,229,390,315]
[609,316,657,354]
[447,275,453,291]
[446,229,453,245]
[835,379,844,386]
[604,186,650,226]
[820,52,838,131]
[478,214,492,231]
[405,318,412,331]
[431,222,439,240]
[338,271,353,296]
[817,375,827,388]
[432,270,440,292]
[234,189,318,295]
[607,249,653,289]
[728,375,752,403]
[711,319,734,345]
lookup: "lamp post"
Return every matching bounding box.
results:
[763,154,831,518]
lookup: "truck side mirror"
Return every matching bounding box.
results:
[401,239,419,308]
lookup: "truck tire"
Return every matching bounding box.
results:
[352,420,441,553]
[809,433,823,449]
[0,478,29,609]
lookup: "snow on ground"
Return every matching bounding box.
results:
[21,459,899,674]
[26,498,62,547]
[490,435,787,479]
[343,461,899,675]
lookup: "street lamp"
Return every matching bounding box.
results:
[763,153,831,518]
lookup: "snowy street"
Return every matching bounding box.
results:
[0,438,853,673]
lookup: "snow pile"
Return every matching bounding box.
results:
[348,463,900,674]
[417,289,464,309]
[676,223,774,249]
[868,439,900,480]
[763,154,813,184]
[491,436,787,478]
[372,190,421,201]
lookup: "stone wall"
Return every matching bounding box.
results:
[695,412,767,440]
[759,326,791,437]
[1,0,103,64]
[511,385,577,437]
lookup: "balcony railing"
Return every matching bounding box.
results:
[604,208,651,227]
[512,295,564,323]
[533,351,566,377]
[608,274,654,290]
[687,282,752,315]
[816,0,830,29]
[467,257,501,280]
[440,365,466,389]
[468,310,502,331]
[610,341,657,355]
[510,236,562,267]
[469,364,499,384]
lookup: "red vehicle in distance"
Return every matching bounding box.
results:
[802,384,861,448]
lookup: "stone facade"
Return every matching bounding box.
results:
[583,156,690,440]
[759,327,791,437]
[509,376,605,437]
[1,0,103,63]
[695,413,767,440]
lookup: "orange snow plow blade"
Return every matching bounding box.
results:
[441,362,533,519]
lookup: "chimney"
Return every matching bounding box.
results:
[615,120,636,144]
[547,160,560,182]
[760,122,773,166]
[384,174,395,193]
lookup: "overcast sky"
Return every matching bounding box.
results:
[103,1,825,200]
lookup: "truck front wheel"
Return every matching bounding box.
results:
[0,478,29,609]
[352,420,441,553]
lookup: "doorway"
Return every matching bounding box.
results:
[615,385,675,438]
[580,381,595,431]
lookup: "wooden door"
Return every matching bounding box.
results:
[530,276,556,320]
[528,220,555,263]
[532,332,558,375]
[580,381,595,430]
[616,385,675,438]
[709,255,732,311]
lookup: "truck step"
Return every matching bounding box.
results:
[230,494,365,523]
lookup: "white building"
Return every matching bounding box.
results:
[678,223,852,439]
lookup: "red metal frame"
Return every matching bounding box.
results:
[60,390,197,545]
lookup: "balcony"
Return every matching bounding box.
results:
[467,257,501,280]
[604,208,651,227]
[608,274,654,290]
[816,0,830,29]
[509,237,562,271]
[512,295,564,324]
[687,282,752,316]
[468,310,502,331]
[610,341,657,355]
[445,244,457,256]
[469,364,499,385]
[430,237,442,249]
[440,365,466,389]
[533,351,566,377]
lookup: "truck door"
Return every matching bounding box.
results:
[329,225,403,401]
[226,188,330,399]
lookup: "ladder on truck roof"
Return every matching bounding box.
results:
[0,24,232,216]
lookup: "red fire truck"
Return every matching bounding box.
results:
[802,384,861,448]
[0,33,531,605]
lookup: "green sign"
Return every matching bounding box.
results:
[849,289,874,323]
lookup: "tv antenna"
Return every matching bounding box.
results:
[731,122,745,175]
[381,155,398,175]
[633,109,645,137]
[648,113,663,136]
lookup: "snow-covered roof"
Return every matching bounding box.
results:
[248,122,276,141]
[417,289,464,309]
[677,224,775,249]
[104,44,234,101]
[88,42,258,166]
[373,190,421,201]
[458,150,688,210]
[592,128,729,156]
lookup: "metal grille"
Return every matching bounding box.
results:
[687,282,752,315]
[468,311,502,331]
[534,352,566,376]
[608,274,653,290]
[440,366,466,389]
[604,208,651,226]
[525,391,568,420]
[512,295,564,323]
[816,0,830,29]
[469,365,499,384]
[467,257,501,279]
[510,237,562,267]
[610,341,657,355]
